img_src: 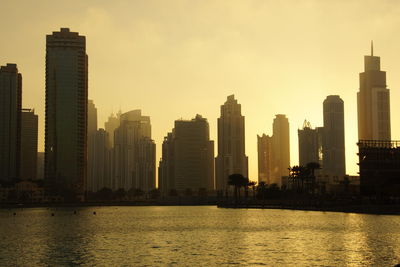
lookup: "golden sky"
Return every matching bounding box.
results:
[1,0,400,179]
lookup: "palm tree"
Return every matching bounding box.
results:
[228,173,246,205]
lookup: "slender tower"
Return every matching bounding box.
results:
[0,64,22,182]
[323,95,346,178]
[215,95,248,191]
[45,28,88,200]
[357,42,391,140]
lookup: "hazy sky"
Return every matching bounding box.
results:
[1,0,400,179]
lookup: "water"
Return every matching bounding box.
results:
[0,206,399,266]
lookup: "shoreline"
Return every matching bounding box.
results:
[1,202,400,216]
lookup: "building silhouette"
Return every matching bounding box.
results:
[105,111,121,148]
[257,134,272,184]
[87,99,98,192]
[298,120,322,167]
[91,129,111,191]
[37,152,45,180]
[271,114,290,186]
[358,140,400,196]
[44,28,88,200]
[215,95,248,192]
[323,95,346,179]
[0,63,22,182]
[159,115,214,195]
[113,110,155,192]
[357,43,391,140]
[20,109,38,180]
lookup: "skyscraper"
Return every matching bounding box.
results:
[0,63,22,182]
[357,43,391,140]
[257,134,272,184]
[323,95,346,178]
[90,129,111,191]
[271,114,290,186]
[113,110,155,192]
[298,120,322,167]
[215,95,248,192]
[105,111,121,148]
[44,28,88,200]
[159,115,214,194]
[20,109,38,180]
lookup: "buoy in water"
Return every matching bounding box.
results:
[93,211,96,215]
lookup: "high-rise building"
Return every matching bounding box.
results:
[357,43,391,140]
[215,95,248,191]
[257,134,272,184]
[105,111,121,148]
[113,110,155,192]
[323,95,346,178]
[271,114,290,186]
[37,152,45,180]
[20,109,38,180]
[87,99,98,192]
[44,28,88,200]
[159,115,214,194]
[0,63,22,182]
[298,120,322,167]
[90,129,111,191]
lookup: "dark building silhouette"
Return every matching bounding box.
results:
[323,95,346,179]
[215,95,248,192]
[298,120,322,167]
[159,115,214,195]
[90,129,111,191]
[272,114,290,186]
[358,140,400,196]
[257,134,272,184]
[357,43,391,141]
[0,63,22,182]
[87,99,98,192]
[44,28,88,200]
[20,109,38,180]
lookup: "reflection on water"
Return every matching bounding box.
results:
[0,206,399,266]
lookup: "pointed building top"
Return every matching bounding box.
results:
[371,40,374,56]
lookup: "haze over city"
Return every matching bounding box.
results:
[2,0,400,179]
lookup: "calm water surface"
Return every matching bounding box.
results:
[0,206,399,266]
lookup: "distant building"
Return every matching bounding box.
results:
[257,134,272,184]
[0,64,22,182]
[44,28,88,200]
[113,110,155,192]
[104,111,121,148]
[20,109,38,180]
[90,129,111,191]
[272,114,290,186]
[358,140,400,196]
[323,95,345,179]
[87,99,98,192]
[298,120,322,167]
[215,95,248,192]
[159,115,214,195]
[37,152,44,180]
[357,43,391,140]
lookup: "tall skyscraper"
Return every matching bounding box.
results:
[0,63,22,182]
[257,134,272,184]
[20,109,38,180]
[215,95,248,192]
[44,28,88,200]
[113,110,155,192]
[357,43,391,140]
[159,115,214,194]
[323,95,346,178]
[298,120,322,167]
[271,114,290,186]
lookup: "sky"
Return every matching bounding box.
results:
[1,0,400,180]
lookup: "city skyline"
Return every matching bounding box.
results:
[2,1,400,180]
